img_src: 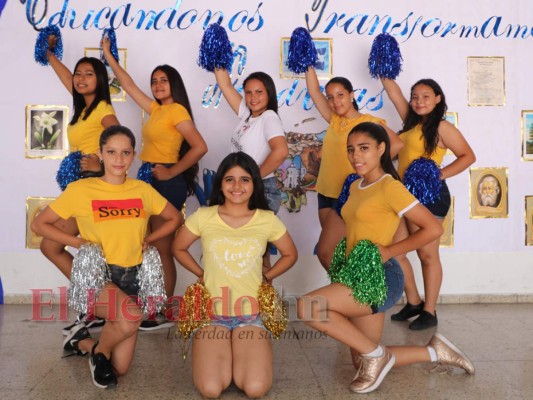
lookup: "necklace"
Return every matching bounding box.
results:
[339,112,359,128]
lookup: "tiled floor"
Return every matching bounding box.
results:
[1,303,532,399]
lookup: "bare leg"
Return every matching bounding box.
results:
[389,345,431,367]
[233,326,273,398]
[317,209,346,270]
[150,215,177,301]
[191,325,232,398]
[39,217,78,278]
[393,218,422,305]
[349,313,385,367]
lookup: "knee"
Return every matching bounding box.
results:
[39,238,60,257]
[117,314,142,338]
[195,380,226,399]
[417,251,440,267]
[242,380,271,398]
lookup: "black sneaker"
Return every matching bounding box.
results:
[139,313,174,331]
[63,323,91,356]
[62,314,105,336]
[409,310,438,330]
[390,302,424,321]
[89,343,118,389]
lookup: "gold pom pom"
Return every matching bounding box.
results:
[257,283,287,339]
[176,283,211,341]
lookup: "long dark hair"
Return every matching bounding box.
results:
[243,72,279,114]
[70,57,111,125]
[208,152,269,211]
[348,122,400,181]
[151,65,198,196]
[325,76,359,111]
[400,78,447,156]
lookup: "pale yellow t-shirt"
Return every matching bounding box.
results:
[50,178,167,266]
[316,113,386,198]
[397,125,447,179]
[68,101,115,154]
[139,101,190,163]
[341,174,418,252]
[185,206,287,316]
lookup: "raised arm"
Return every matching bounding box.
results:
[262,231,298,282]
[214,68,242,114]
[380,78,410,123]
[438,120,476,180]
[101,38,153,112]
[172,225,204,278]
[382,123,403,158]
[305,66,332,122]
[31,207,85,249]
[46,35,73,94]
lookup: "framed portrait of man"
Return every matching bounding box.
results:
[469,167,508,218]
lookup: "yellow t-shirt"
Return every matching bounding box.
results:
[316,113,386,198]
[185,206,287,316]
[341,174,418,252]
[68,101,115,154]
[397,125,447,179]
[50,177,167,266]
[139,101,190,163]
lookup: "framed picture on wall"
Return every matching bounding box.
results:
[26,197,55,249]
[525,196,533,245]
[440,196,454,247]
[521,110,533,161]
[25,105,69,159]
[279,37,332,79]
[467,56,505,106]
[469,167,508,218]
[84,48,127,101]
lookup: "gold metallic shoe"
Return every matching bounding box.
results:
[350,347,395,394]
[428,333,475,374]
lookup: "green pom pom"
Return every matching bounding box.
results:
[328,239,386,307]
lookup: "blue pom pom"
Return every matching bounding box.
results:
[336,173,360,216]
[137,162,153,184]
[56,151,82,191]
[368,33,403,80]
[34,26,63,66]
[101,28,119,66]
[198,23,233,72]
[287,27,317,74]
[403,158,442,206]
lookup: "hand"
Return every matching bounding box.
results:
[74,237,88,249]
[262,264,272,285]
[142,240,150,251]
[151,164,173,181]
[47,35,57,50]
[101,37,111,54]
[197,275,204,284]
[80,154,102,172]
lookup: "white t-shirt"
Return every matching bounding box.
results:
[231,99,285,179]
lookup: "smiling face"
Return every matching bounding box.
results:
[244,79,269,117]
[73,62,97,96]
[221,166,254,206]
[151,69,173,104]
[99,134,135,183]
[410,83,441,117]
[325,82,355,118]
[347,131,385,182]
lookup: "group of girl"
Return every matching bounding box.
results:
[32,31,476,395]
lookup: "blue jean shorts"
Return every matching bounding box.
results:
[371,258,404,314]
[317,193,338,210]
[425,180,451,218]
[108,264,140,297]
[210,314,267,332]
[149,163,187,211]
[263,176,281,214]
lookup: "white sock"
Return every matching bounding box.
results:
[362,345,384,358]
[427,345,438,362]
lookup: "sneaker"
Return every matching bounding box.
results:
[390,301,424,321]
[350,347,395,394]
[62,313,105,336]
[428,333,475,374]
[409,310,438,330]
[139,313,174,331]
[89,343,118,389]
[63,323,91,356]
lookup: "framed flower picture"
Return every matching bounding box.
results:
[25,105,69,159]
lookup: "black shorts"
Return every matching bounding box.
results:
[150,163,187,211]
[425,180,451,218]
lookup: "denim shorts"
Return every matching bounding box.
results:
[108,264,140,297]
[210,314,267,332]
[317,193,338,210]
[425,180,451,218]
[263,176,281,214]
[149,163,187,211]
[371,258,404,314]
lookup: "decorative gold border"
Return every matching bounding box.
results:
[444,112,458,155]
[25,105,69,159]
[279,37,332,80]
[440,196,454,248]
[521,110,533,161]
[84,47,127,102]
[525,196,533,245]
[26,196,55,249]
[467,56,505,107]
[469,167,508,219]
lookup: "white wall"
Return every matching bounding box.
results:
[1,0,533,300]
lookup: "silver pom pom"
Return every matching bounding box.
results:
[137,246,167,317]
[68,243,110,315]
